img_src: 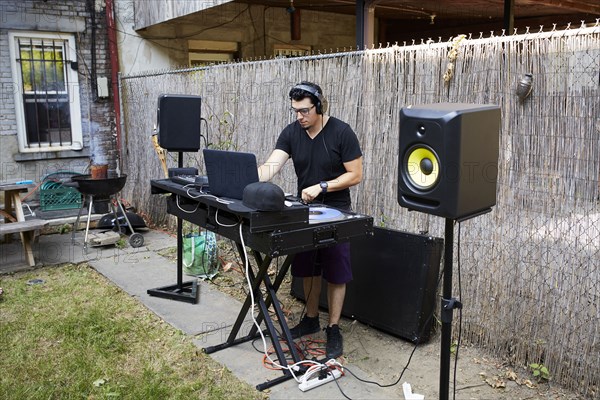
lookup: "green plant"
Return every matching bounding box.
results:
[530,363,550,381]
[58,223,72,234]
[378,213,388,227]
[450,340,459,355]
[115,238,127,249]
[208,110,237,150]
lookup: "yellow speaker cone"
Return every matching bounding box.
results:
[406,146,440,190]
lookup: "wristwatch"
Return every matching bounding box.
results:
[319,181,328,194]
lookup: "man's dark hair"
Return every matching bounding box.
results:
[289,81,324,114]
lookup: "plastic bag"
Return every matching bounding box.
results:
[182,231,219,279]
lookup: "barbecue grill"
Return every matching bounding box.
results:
[69,174,144,249]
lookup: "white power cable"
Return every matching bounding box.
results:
[236,222,340,385]
[175,189,236,222]
[175,190,340,387]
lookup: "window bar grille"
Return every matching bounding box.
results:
[51,39,64,146]
[41,39,52,146]
[19,39,28,144]
[18,37,72,148]
[54,38,73,145]
[25,38,42,147]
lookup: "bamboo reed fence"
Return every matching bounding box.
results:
[120,22,600,397]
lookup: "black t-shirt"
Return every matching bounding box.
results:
[275,117,362,208]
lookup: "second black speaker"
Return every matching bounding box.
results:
[157,94,202,152]
[397,103,501,220]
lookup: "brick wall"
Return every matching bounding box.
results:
[0,0,117,183]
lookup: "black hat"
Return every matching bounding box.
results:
[228,182,285,213]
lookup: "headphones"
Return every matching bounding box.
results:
[292,83,328,114]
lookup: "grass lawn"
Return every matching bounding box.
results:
[0,263,266,400]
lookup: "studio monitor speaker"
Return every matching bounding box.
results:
[398,103,501,220]
[157,94,202,151]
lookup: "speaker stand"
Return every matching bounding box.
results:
[147,152,198,304]
[439,218,462,400]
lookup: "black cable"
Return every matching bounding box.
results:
[341,309,427,388]
[200,117,210,149]
[87,0,98,101]
[209,279,239,289]
[331,371,353,399]
[251,337,263,354]
[319,114,333,204]
[452,222,463,400]
[336,258,445,390]
[247,4,262,56]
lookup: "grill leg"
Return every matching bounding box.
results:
[108,196,122,233]
[83,195,94,250]
[71,198,86,244]
[114,196,135,234]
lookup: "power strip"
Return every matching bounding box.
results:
[298,369,343,392]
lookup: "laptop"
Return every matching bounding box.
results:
[203,149,259,200]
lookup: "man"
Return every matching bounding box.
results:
[258,81,363,359]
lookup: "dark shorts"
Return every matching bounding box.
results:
[291,242,352,284]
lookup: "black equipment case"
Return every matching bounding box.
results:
[291,226,443,343]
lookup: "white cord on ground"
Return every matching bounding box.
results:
[237,222,337,384]
[175,189,342,386]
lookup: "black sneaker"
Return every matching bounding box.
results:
[288,315,320,339]
[325,324,343,359]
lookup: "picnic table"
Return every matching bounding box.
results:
[0,180,48,266]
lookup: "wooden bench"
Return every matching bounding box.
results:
[0,219,48,267]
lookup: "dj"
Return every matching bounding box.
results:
[258,81,363,360]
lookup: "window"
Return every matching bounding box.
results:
[189,52,234,67]
[8,31,83,153]
[188,40,238,67]
[273,44,311,58]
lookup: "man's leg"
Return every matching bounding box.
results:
[326,282,346,326]
[321,242,350,360]
[303,275,322,317]
[324,282,345,359]
[288,275,322,339]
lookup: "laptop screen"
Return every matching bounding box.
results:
[203,149,259,200]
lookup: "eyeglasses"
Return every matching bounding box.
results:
[290,105,315,116]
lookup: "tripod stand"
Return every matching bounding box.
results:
[439,218,462,400]
[440,206,493,399]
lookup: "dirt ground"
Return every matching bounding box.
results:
[209,241,584,400]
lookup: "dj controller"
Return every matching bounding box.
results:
[151,179,374,257]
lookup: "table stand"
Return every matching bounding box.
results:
[204,243,303,391]
[0,182,45,266]
[147,214,198,303]
[147,153,198,304]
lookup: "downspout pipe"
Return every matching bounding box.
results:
[105,0,122,171]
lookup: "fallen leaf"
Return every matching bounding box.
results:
[485,377,506,389]
[93,378,107,387]
[505,370,518,381]
[523,379,536,389]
